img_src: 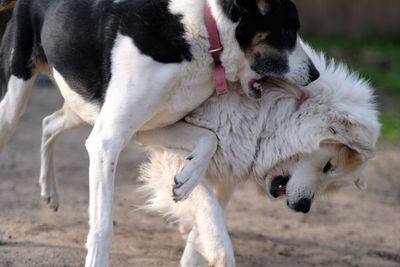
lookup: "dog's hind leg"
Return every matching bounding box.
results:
[40,103,84,211]
[181,181,235,267]
[181,226,207,267]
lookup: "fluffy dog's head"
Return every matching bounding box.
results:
[223,0,319,98]
[266,140,372,213]
[260,43,380,214]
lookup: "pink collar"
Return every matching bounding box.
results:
[204,0,228,95]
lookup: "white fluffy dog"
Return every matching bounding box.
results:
[137,44,380,266]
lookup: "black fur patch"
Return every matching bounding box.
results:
[40,0,117,102]
[221,0,301,77]
[119,0,192,63]
[222,0,300,52]
[1,0,192,103]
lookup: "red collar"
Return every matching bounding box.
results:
[204,0,228,95]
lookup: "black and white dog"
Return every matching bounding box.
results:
[0,0,319,266]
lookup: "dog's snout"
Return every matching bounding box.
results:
[308,61,320,83]
[290,198,312,213]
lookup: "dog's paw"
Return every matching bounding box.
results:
[172,155,207,202]
[41,191,59,212]
[172,183,193,202]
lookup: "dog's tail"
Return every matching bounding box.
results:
[137,148,196,227]
[0,0,16,11]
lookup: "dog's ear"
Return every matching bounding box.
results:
[326,118,378,159]
[226,0,246,22]
[354,175,367,191]
[233,0,274,18]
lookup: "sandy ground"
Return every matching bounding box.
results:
[0,86,399,267]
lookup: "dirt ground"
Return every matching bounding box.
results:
[0,86,399,267]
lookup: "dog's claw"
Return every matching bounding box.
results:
[172,191,180,203]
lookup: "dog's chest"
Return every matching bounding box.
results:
[141,66,215,130]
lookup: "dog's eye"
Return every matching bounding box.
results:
[253,32,268,45]
[323,161,333,173]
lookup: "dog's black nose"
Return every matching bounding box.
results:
[308,62,320,83]
[292,198,311,213]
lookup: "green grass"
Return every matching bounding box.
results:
[380,112,400,143]
[304,36,400,95]
[304,36,400,143]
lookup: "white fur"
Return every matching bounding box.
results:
[52,69,100,124]
[138,44,380,265]
[0,75,36,152]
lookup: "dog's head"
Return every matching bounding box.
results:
[264,116,379,213]
[252,40,381,214]
[223,0,319,98]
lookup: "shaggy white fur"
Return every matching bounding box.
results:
[138,43,380,266]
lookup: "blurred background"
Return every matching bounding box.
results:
[297,0,400,143]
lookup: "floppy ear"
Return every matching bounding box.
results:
[327,119,377,159]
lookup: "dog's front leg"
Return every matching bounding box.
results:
[85,108,160,266]
[136,121,218,201]
[84,61,179,266]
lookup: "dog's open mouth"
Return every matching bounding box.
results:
[249,78,264,99]
[269,175,290,198]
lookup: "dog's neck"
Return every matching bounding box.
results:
[206,0,249,83]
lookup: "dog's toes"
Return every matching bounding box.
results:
[49,195,59,212]
[41,193,50,203]
[50,202,59,212]
[174,176,184,189]
[41,192,59,211]
[172,186,189,202]
[172,187,182,202]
